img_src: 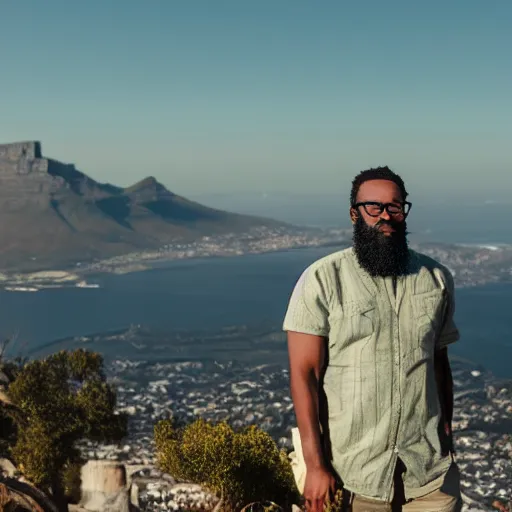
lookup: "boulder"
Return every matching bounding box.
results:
[79,460,130,512]
[0,478,58,512]
[0,458,17,478]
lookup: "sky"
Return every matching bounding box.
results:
[0,1,511,202]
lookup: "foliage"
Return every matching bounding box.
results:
[5,349,127,502]
[154,418,301,511]
[0,336,25,459]
[61,461,82,504]
[0,407,16,459]
[324,489,344,512]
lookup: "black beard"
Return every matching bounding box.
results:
[352,215,410,277]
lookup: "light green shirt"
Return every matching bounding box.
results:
[283,247,460,502]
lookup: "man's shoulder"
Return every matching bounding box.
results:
[306,246,354,275]
[410,249,455,287]
[411,249,450,272]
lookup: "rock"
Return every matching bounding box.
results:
[0,458,17,477]
[103,489,131,512]
[79,460,129,512]
[129,482,140,508]
[0,479,59,512]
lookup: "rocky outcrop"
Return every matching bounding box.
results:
[0,141,42,162]
[79,461,130,512]
[0,141,279,271]
[0,477,59,512]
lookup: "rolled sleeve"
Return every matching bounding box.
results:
[436,268,460,350]
[282,264,330,337]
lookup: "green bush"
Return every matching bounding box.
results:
[5,349,127,510]
[61,461,83,504]
[154,418,301,511]
[0,339,24,459]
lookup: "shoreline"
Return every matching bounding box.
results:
[0,240,347,291]
[2,239,512,291]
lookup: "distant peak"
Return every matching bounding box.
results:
[124,176,173,197]
[125,176,157,191]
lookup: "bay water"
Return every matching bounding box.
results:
[0,246,511,379]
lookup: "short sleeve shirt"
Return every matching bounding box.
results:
[283,247,460,501]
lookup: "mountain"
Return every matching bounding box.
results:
[0,141,283,271]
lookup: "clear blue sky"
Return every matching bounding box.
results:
[0,1,510,199]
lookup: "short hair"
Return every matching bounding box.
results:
[350,166,408,206]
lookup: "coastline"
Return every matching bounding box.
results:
[1,242,511,380]
[0,238,348,291]
[1,236,511,292]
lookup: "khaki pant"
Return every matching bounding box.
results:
[350,459,462,512]
[351,489,462,512]
[289,429,462,512]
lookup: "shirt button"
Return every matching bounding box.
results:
[393,446,399,453]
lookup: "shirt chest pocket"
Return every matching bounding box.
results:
[412,290,446,350]
[329,299,376,350]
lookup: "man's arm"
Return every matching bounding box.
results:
[288,331,335,512]
[434,267,460,454]
[434,347,455,453]
[288,331,326,470]
[282,263,335,510]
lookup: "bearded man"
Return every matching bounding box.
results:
[284,167,462,512]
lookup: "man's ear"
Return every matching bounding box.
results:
[350,207,358,224]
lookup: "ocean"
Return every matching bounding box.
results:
[1,246,511,379]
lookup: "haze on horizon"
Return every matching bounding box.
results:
[0,1,510,204]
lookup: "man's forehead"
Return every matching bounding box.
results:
[357,179,403,201]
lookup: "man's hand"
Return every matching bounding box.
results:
[303,465,336,512]
[445,422,456,455]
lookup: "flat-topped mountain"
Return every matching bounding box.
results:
[0,141,283,271]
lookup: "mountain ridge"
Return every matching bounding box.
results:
[0,141,284,271]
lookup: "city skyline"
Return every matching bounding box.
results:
[0,1,510,198]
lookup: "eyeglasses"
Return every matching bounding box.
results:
[352,201,412,217]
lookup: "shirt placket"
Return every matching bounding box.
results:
[350,253,406,500]
[381,276,403,502]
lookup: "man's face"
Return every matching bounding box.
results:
[350,179,406,233]
[351,179,410,277]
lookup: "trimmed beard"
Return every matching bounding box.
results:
[352,214,410,277]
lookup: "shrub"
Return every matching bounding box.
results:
[0,337,24,459]
[6,349,127,510]
[61,461,82,504]
[154,418,301,511]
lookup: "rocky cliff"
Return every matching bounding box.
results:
[0,141,279,271]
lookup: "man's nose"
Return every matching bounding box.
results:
[379,208,391,221]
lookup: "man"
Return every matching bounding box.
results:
[283,167,462,512]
